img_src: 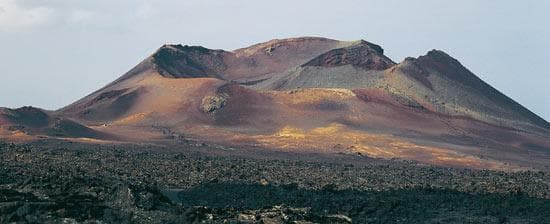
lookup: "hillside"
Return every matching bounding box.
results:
[1,37,548,170]
[0,107,108,140]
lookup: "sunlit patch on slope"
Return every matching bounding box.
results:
[244,123,520,171]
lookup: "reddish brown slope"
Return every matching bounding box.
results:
[57,37,348,119]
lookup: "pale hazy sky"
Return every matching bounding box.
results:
[0,0,549,121]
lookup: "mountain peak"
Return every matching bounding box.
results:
[119,37,393,82]
[301,39,395,70]
[395,49,550,130]
[232,37,337,55]
[426,49,450,56]
[150,43,226,79]
[158,44,217,54]
[351,39,385,54]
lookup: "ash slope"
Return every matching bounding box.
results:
[3,37,550,170]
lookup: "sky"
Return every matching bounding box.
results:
[0,0,549,121]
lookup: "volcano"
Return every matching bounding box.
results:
[2,37,549,170]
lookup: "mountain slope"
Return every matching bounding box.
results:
[8,37,550,170]
[58,37,351,120]
[384,50,550,132]
[248,40,393,90]
[0,107,109,139]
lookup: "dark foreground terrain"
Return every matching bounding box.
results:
[1,140,550,223]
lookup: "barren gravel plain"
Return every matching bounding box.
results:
[1,139,550,223]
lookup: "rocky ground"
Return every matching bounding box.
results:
[1,139,550,223]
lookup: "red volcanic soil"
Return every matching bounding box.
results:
[226,37,344,79]
[209,84,275,128]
